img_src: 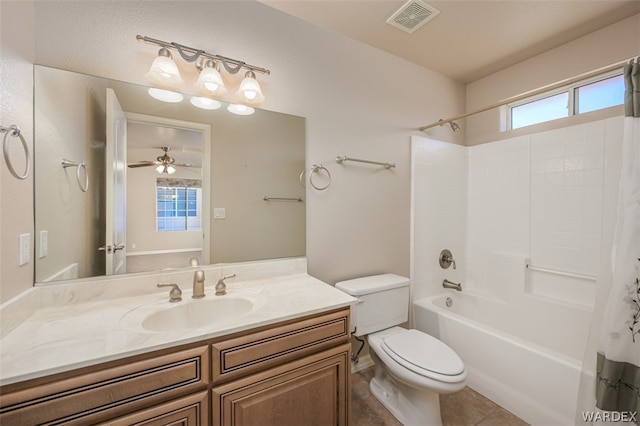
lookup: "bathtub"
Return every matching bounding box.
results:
[413,292,592,425]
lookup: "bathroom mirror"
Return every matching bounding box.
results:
[34,65,305,284]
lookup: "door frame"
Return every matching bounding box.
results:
[125,112,212,266]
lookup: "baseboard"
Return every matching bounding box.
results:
[351,354,374,373]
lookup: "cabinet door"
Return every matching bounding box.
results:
[213,343,350,426]
[102,391,208,426]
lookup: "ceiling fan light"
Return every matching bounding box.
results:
[227,103,255,115]
[166,165,176,174]
[148,87,184,103]
[155,164,165,173]
[238,70,265,103]
[190,96,222,110]
[145,48,184,87]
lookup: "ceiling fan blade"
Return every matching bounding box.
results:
[127,161,159,168]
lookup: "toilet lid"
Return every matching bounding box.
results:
[382,329,465,378]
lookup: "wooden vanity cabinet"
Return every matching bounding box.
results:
[0,307,351,426]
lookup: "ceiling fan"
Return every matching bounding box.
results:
[127,147,193,174]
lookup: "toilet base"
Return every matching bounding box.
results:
[369,368,443,426]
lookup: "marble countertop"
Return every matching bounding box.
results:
[0,258,356,387]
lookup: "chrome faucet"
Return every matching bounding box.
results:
[192,270,205,299]
[442,279,462,292]
[157,283,182,302]
[215,274,236,296]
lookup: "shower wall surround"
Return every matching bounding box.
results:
[412,116,624,308]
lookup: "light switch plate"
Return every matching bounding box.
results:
[214,208,226,219]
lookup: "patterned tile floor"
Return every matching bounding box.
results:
[351,367,529,426]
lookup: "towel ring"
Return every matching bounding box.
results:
[299,169,306,188]
[62,159,89,192]
[309,164,331,191]
[1,125,30,180]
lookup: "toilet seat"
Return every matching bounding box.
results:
[381,329,465,383]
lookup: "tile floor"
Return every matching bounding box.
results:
[351,367,529,426]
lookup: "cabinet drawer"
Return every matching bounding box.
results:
[212,308,349,383]
[0,345,209,425]
[102,391,209,426]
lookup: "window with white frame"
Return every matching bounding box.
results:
[156,178,202,232]
[508,70,624,130]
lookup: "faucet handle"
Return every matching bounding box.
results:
[215,274,236,296]
[439,249,456,270]
[157,283,182,302]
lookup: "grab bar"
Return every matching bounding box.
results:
[263,196,303,202]
[336,155,396,169]
[526,264,596,281]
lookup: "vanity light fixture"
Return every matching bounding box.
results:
[238,70,265,103]
[145,47,184,87]
[138,35,270,105]
[194,59,227,96]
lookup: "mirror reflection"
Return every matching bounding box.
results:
[34,66,305,284]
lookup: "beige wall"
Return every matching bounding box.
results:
[0,1,35,302]
[0,0,464,302]
[466,13,640,146]
[34,68,107,282]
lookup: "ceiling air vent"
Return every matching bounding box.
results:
[386,0,440,34]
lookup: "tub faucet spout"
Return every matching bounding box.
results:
[443,279,462,291]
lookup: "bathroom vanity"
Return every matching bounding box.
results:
[0,258,355,425]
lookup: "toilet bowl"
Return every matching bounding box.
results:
[367,326,466,425]
[335,274,466,425]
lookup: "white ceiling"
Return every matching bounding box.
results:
[260,0,639,83]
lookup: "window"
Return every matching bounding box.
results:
[508,71,624,130]
[156,178,202,232]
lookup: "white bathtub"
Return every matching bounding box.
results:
[413,292,592,425]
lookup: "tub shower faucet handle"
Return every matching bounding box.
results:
[439,249,456,270]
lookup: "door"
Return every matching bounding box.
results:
[105,88,127,275]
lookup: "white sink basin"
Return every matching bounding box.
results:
[121,290,266,332]
[142,297,255,332]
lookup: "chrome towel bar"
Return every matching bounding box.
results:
[336,155,396,169]
[263,196,303,202]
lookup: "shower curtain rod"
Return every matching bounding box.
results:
[418,57,637,132]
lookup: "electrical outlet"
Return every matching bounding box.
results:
[19,233,31,266]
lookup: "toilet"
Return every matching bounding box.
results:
[335,274,466,426]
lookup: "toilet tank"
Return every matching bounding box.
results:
[335,274,410,337]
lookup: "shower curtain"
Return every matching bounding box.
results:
[576,59,640,425]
